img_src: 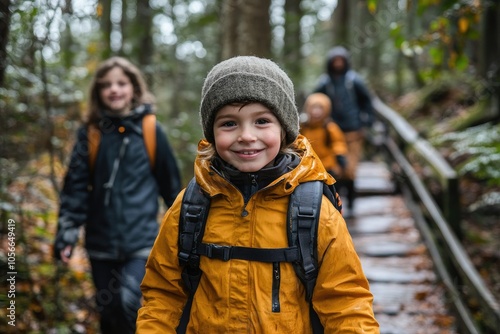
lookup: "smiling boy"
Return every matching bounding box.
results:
[137,56,379,333]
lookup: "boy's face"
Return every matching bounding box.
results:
[307,103,327,123]
[98,66,134,116]
[213,102,282,173]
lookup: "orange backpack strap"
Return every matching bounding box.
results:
[142,114,157,169]
[87,125,101,172]
[87,115,156,172]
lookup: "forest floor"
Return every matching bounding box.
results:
[1,157,100,333]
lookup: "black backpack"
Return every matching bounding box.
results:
[176,178,342,333]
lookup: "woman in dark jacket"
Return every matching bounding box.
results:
[53,57,181,334]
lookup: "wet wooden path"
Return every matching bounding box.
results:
[346,160,458,334]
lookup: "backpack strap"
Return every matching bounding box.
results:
[323,182,342,213]
[287,181,323,302]
[289,181,325,334]
[323,122,332,148]
[177,178,302,279]
[196,244,299,262]
[177,181,340,272]
[176,179,335,333]
[87,125,101,174]
[177,177,210,334]
[178,178,210,285]
[86,114,157,172]
[345,70,361,110]
[142,114,156,169]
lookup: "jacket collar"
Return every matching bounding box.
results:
[194,135,335,199]
[211,154,299,202]
[102,103,152,121]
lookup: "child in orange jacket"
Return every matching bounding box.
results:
[136,56,378,333]
[300,93,348,180]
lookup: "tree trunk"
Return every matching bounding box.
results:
[61,0,75,69]
[136,0,154,86]
[479,0,500,121]
[220,1,272,59]
[99,0,112,59]
[119,0,127,56]
[406,0,425,88]
[351,0,369,69]
[332,0,349,47]
[395,51,403,97]
[221,0,241,59]
[239,1,271,58]
[0,0,11,87]
[479,1,499,78]
[283,0,303,84]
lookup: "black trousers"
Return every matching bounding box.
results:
[336,178,356,210]
[90,257,146,334]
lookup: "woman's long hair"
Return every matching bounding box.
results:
[84,57,155,126]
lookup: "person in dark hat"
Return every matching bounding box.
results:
[314,46,375,215]
[137,56,379,333]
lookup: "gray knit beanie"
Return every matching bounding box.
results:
[200,56,299,144]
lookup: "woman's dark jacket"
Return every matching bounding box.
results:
[54,104,182,260]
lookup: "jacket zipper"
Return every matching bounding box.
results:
[103,136,129,206]
[272,262,281,312]
[208,166,286,311]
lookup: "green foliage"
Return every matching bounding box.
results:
[467,191,500,215]
[2,0,87,173]
[429,46,445,66]
[389,22,405,48]
[162,111,202,185]
[449,98,490,131]
[433,123,500,186]
[387,0,482,81]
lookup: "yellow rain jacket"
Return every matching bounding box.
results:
[137,135,379,333]
[301,93,348,178]
[300,122,348,176]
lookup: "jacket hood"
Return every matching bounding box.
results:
[326,46,351,75]
[194,135,335,198]
[131,103,153,116]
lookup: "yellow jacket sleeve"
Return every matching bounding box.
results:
[136,190,188,333]
[326,121,348,156]
[313,197,379,333]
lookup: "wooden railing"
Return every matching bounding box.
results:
[371,97,461,238]
[372,96,500,334]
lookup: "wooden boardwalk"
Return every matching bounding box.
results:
[346,161,458,334]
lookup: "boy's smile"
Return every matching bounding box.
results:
[213,102,283,173]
